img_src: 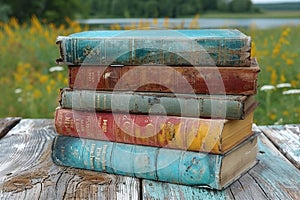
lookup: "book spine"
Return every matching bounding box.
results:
[60,89,246,119]
[68,65,259,95]
[57,37,251,66]
[54,108,225,153]
[51,135,221,189]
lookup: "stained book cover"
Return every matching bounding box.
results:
[51,134,258,190]
[68,58,260,95]
[60,88,257,119]
[54,107,255,154]
[56,29,251,66]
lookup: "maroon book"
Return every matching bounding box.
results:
[68,58,260,95]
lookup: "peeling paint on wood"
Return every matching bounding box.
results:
[0,120,299,199]
[142,134,300,200]
[260,124,300,169]
[0,119,139,200]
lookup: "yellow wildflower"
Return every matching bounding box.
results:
[163,17,169,28]
[57,73,64,82]
[188,15,200,29]
[272,45,281,56]
[269,113,277,121]
[251,41,256,57]
[291,53,298,58]
[280,74,286,83]
[281,53,287,60]
[9,17,19,30]
[39,75,49,84]
[13,72,23,84]
[49,80,56,87]
[33,89,42,99]
[281,28,290,37]
[46,85,52,94]
[65,17,82,32]
[64,78,68,85]
[283,111,289,116]
[152,18,158,26]
[271,69,277,85]
[279,37,289,45]
[3,24,14,37]
[291,80,298,88]
[286,59,294,66]
[30,15,43,34]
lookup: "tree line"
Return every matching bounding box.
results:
[0,0,257,24]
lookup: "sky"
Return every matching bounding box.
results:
[252,0,300,3]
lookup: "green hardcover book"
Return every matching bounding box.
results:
[59,89,257,119]
[56,29,251,66]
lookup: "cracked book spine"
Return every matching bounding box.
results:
[59,88,257,120]
[51,134,258,190]
[68,58,260,95]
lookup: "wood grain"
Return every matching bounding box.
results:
[259,124,300,169]
[0,119,140,200]
[1,119,299,200]
[0,117,21,139]
[142,133,300,200]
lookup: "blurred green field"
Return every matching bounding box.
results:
[0,17,299,125]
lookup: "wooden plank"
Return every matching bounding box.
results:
[142,133,300,200]
[143,180,227,200]
[0,117,21,139]
[259,124,300,169]
[0,119,140,200]
[231,134,300,200]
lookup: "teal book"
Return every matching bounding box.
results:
[51,134,258,190]
[56,29,251,66]
[59,88,257,119]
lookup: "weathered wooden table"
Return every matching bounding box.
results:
[0,118,299,199]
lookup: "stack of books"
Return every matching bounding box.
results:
[52,29,260,190]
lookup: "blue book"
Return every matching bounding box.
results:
[56,29,251,66]
[51,134,258,190]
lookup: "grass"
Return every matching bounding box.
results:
[245,25,300,125]
[0,17,87,118]
[0,16,299,125]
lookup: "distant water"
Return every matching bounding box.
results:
[78,18,300,29]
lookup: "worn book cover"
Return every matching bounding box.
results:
[56,29,251,66]
[54,107,255,154]
[51,134,258,190]
[60,88,257,119]
[68,58,260,95]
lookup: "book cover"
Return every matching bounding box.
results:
[56,29,251,66]
[51,134,258,190]
[60,88,257,120]
[54,108,255,154]
[68,58,260,95]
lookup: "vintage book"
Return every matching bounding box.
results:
[51,134,258,190]
[60,88,258,119]
[54,108,255,154]
[56,29,251,66]
[68,58,260,95]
